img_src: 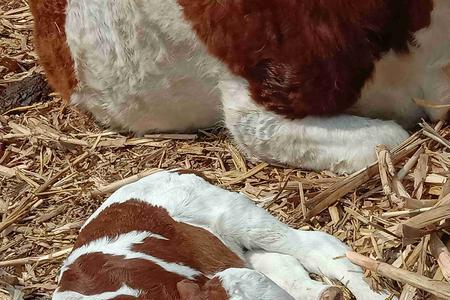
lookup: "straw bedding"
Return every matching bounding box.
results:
[1,1,450,299]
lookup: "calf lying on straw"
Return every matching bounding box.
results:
[53,170,389,300]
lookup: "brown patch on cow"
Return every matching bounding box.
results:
[408,0,434,33]
[58,252,205,299]
[171,169,215,184]
[178,0,433,118]
[76,200,245,275]
[29,0,77,101]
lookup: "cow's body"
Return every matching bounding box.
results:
[54,171,388,300]
[30,0,450,173]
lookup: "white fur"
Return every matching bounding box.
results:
[80,171,390,299]
[215,268,295,300]
[59,230,201,281]
[417,0,450,121]
[352,0,450,125]
[246,251,338,300]
[65,0,224,133]
[53,285,141,300]
[348,49,427,128]
[220,77,409,173]
[220,1,450,173]
[64,0,450,172]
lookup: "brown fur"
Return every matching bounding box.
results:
[59,252,197,299]
[29,0,77,100]
[75,200,244,273]
[62,200,245,299]
[30,0,433,121]
[177,278,229,300]
[178,0,433,118]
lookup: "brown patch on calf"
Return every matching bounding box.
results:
[77,200,244,273]
[177,278,229,300]
[132,214,245,275]
[59,252,202,299]
[71,200,243,297]
[202,277,229,300]
[30,0,77,101]
[178,0,433,118]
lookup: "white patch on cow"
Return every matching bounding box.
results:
[351,0,450,125]
[349,49,427,128]
[65,0,225,133]
[59,231,201,282]
[220,77,409,174]
[53,284,141,300]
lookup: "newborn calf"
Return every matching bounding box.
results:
[30,1,450,173]
[53,170,388,300]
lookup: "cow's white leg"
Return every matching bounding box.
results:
[220,77,409,174]
[90,171,390,299]
[246,251,343,300]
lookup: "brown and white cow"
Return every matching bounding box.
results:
[30,1,450,174]
[53,170,390,300]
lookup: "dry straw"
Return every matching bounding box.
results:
[1,0,450,299]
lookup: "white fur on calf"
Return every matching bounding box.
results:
[54,171,390,300]
[246,251,343,300]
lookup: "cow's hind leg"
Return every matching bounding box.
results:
[220,77,409,174]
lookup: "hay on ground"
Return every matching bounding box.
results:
[1,1,450,299]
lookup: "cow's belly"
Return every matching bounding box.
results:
[65,0,225,133]
[348,50,427,129]
[349,0,450,128]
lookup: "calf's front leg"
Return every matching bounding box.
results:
[246,251,343,300]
